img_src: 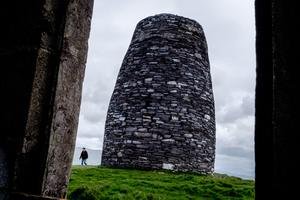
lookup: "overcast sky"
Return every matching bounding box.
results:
[75,0,256,179]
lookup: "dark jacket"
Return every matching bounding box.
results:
[80,150,88,160]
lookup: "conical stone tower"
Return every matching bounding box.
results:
[101,14,215,173]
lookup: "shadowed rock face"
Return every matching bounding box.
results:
[101,14,215,173]
[1,0,93,199]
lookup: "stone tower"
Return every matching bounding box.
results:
[101,13,215,173]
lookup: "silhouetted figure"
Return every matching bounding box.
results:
[79,148,88,166]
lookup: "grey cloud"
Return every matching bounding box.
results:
[216,93,254,124]
[241,95,255,116]
[81,102,107,123]
[217,146,254,160]
[215,154,254,179]
[216,116,254,160]
[76,136,103,150]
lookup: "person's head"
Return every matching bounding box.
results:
[82,147,86,151]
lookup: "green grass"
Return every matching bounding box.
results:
[67,166,254,200]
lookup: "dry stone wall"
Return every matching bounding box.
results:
[101,14,215,173]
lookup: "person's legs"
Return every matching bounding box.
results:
[81,159,84,165]
[84,159,87,165]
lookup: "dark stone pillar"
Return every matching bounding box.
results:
[102,14,215,173]
[1,0,93,199]
[1,1,45,198]
[254,0,272,198]
[255,0,300,198]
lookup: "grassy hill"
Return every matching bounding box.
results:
[68,166,254,200]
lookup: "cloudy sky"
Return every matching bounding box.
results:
[75,0,256,179]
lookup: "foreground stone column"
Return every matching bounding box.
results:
[1,0,93,199]
[102,14,215,173]
[255,0,300,198]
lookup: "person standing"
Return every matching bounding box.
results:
[79,147,88,166]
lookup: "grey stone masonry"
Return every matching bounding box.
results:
[101,13,215,173]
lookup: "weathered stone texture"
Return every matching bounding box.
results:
[1,0,93,199]
[102,14,215,173]
[40,0,94,197]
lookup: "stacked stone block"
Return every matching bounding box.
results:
[101,13,215,173]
